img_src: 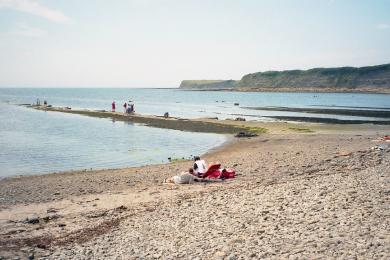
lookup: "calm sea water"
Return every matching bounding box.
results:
[0,98,227,177]
[0,88,389,177]
[1,88,390,121]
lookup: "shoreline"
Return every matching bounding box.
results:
[0,133,233,181]
[26,105,266,134]
[1,104,390,259]
[1,130,389,259]
[179,87,390,94]
[2,103,389,180]
[25,104,390,132]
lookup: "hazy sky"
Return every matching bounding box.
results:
[0,0,389,87]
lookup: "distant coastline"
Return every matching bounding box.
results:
[179,63,390,94]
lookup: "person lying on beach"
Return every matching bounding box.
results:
[164,168,203,184]
[193,156,207,177]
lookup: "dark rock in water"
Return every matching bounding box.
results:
[235,132,258,138]
[235,117,246,121]
[234,103,239,106]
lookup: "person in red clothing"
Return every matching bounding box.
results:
[112,101,116,112]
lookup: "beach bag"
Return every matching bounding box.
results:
[221,169,235,179]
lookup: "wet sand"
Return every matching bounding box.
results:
[0,118,389,259]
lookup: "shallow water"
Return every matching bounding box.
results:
[1,88,389,121]
[0,102,226,177]
[0,88,389,177]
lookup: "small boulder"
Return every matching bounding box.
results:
[235,132,258,138]
[24,217,39,224]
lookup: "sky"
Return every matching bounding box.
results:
[0,0,389,88]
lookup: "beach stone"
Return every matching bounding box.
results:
[235,132,257,138]
[24,217,39,224]
[214,251,227,259]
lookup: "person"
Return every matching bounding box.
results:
[130,103,135,113]
[123,102,127,113]
[193,156,207,177]
[164,168,201,184]
[43,100,47,106]
[111,101,116,112]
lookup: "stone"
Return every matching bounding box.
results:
[24,217,39,224]
[227,253,237,260]
[214,251,227,258]
[235,132,257,138]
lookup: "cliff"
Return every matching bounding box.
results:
[179,80,237,90]
[179,64,390,93]
[237,64,390,92]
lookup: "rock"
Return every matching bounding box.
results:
[214,251,227,258]
[339,151,352,156]
[235,132,257,138]
[235,117,246,121]
[234,103,239,106]
[24,217,39,224]
[36,244,47,249]
[47,208,58,213]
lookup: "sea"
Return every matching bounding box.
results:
[0,88,389,177]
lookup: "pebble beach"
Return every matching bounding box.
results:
[1,125,389,259]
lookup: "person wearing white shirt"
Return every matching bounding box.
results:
[193,156,207,177]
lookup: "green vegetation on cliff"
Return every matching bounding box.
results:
[179,63,390,93]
